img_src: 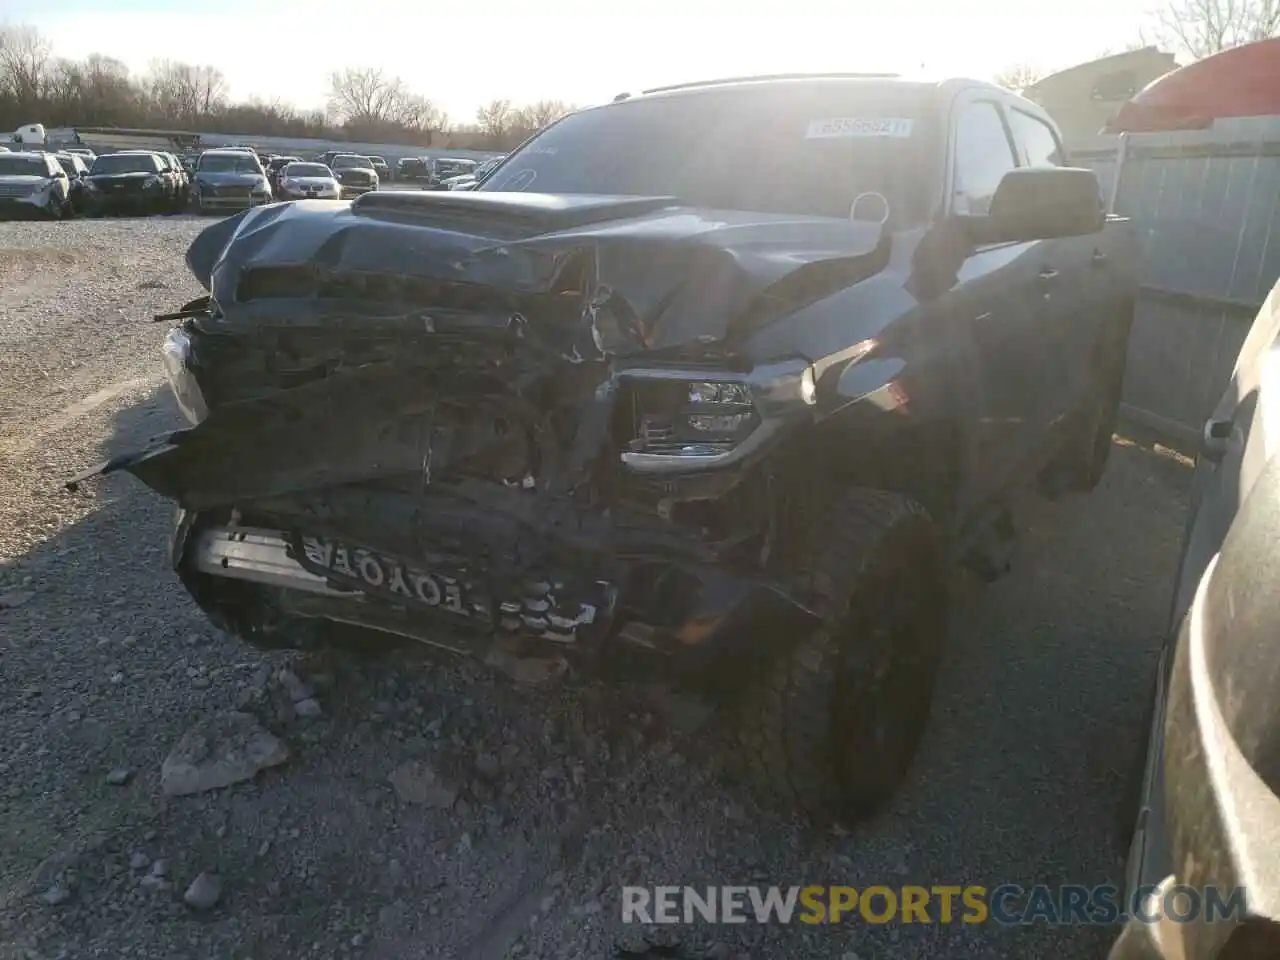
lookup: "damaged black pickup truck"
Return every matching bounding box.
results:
[74,75,1138,826]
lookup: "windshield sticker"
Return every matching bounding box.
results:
[499,169,537,191]
[805,117,914,139]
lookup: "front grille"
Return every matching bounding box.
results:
[339,171,373,184]
[0,183,34,198]
[205,186,250,198]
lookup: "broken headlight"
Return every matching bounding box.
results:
[620,359,816,473]
[161,326,208,425]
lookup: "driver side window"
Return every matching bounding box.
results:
[952,101,1017,217]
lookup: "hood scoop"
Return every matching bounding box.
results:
[350,191,679,239]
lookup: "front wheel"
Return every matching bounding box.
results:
[1046,316,1132,495]
[735,488,948,827]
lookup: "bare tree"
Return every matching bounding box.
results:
[45,59,84,122]
[394,93,449,144]
[0,17,483,146]
[327,67,407,126]
[992,63,1046,93]
[475,98,514,142]
[146,59,227,122]
[0,24,53,107]
[79,54,138,125]
[521,99,574,130]
[1154,0,1280,57]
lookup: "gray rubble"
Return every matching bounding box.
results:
[160,711,289,796]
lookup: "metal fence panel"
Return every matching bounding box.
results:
[1070,122,1280,446]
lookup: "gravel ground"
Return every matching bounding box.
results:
[0,216,1192,960]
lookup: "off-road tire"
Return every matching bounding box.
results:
[1048,319,1132,495]
[735,488,948,827]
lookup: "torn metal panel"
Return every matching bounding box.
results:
[186,191,890,357]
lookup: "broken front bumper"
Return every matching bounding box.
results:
[170,498,818,687]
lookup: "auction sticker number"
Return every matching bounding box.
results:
[805,117,915,139]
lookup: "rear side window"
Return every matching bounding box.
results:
[952,100,1017,216]
[1007,109,1066,167]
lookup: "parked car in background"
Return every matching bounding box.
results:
[113,150,181,211]
[82,74,1138,829]
[66,147,96,165]
[275,161,341,201]
[85,152,171,216]
[54,151,91,215]
[446,155,505,191]
[367,155,392,182]
[1111,281,1280,959]
[331,154,379,197]
[427,157,477,189]
[267,155,300,193]
[396,157,431,182]
[0,151,72,218]
[164,152,191,209]
[192,149,274,213]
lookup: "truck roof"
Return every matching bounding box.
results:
[615,73,1002,104]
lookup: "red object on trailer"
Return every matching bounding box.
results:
[1106,37,1280,132]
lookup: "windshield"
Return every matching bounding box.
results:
[56,156,80,175]
[0,155,49,176]
[480,85,930,221]
[91,154,158,175]
[369,157,386,165]
[284,163,331,178]
[437,160,475,176]
[333,156,372,170]
[198,154,262,174]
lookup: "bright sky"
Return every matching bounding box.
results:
[11,0,1161,123]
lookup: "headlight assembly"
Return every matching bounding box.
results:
[618,359,816,474]
[161,326,208,425]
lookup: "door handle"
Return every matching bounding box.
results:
[1201,417,1233,462]
[1037,268,1060,282]
[1091,250,1108,266]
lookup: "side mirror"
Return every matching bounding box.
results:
[965,167,1105,244]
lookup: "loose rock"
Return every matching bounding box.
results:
[0,589,34,609]
[105,766,133,786]
[183,872,222,910]
[294,697,322,718]
[160,711,289,796]
[41,883,70,906]
[387,760,457,808]
[484,646,568,686]
[276,668,314,703]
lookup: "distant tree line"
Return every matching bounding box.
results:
[0,24,578,150]
[992,0,1279,92]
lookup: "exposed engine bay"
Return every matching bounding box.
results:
[69,190,895,681]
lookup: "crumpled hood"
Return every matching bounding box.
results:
[185,190,890,356]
